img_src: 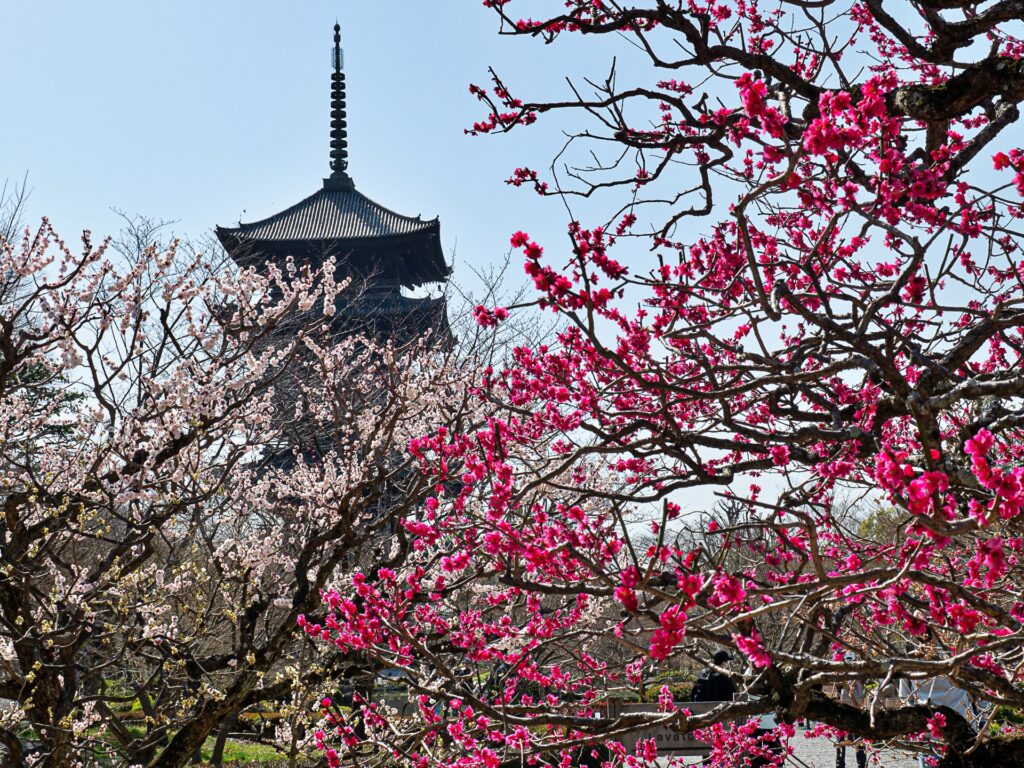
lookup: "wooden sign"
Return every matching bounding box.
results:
[614,701,729,757]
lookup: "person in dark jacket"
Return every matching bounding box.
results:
[691,650,737,702]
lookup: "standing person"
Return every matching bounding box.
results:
[739,661,784,768]
[691,650,737,702]
[899,675,945,768]
[690,652,738,767]
[835,684,867,768]
[836,653,868,768]
[835,734,867,768]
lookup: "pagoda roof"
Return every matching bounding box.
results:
[217,184,438,243]
[216,24,451,290]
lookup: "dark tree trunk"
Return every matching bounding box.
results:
[937,733,1024,768]
[210,709,239,767]
[0,728,24,768]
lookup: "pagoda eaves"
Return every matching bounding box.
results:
[215,183,448,289]
[216,23,450,292]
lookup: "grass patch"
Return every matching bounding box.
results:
[199,737,286,763]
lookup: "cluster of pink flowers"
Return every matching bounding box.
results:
[305,2,1024,766]
[472,304,509,327]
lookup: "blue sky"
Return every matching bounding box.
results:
[0,1,634,299]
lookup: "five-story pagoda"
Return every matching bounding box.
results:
[217,23,451,344]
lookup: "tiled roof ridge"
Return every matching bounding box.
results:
[218,186,439,242]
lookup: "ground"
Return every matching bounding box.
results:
[790,735,919,768]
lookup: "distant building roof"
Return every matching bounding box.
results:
[216,183,438,243]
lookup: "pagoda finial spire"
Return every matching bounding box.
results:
[327,21,354,189]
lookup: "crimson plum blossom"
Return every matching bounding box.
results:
[308,2,1024,768]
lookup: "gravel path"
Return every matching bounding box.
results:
[666,730,922,767]
[789,734,919,768]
